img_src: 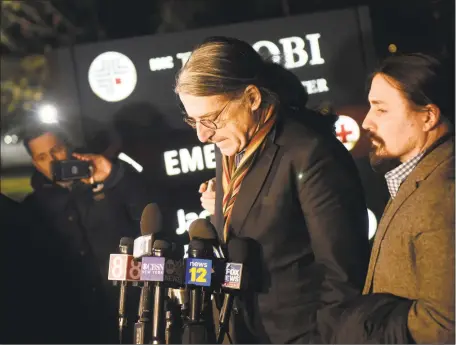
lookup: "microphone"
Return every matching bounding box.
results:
[133,203,163,345]
[108,245,142,283]
[117,237,134,343]
[216,238,249,344]
[189,218,225,259]
[140,239,185,344]
[165,243,187,344]
[188,218,226,312]
[133,203,163,259]
[150,240,170,344]
[181,240,213,344]
[185,239,213,323]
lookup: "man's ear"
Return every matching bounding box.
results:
[422,104,441,132]
[245,85,262,112]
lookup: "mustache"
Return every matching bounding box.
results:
[208,136,227,143]
[365,131,384,146]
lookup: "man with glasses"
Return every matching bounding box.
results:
[175,36,370,343]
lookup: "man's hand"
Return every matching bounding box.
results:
[72,153,112,184]
[199,178,216,215]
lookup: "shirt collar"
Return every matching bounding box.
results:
[385,152,425,198]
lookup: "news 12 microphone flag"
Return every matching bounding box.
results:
[185,258,212,287]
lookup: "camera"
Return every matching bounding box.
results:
[51,159,91,182]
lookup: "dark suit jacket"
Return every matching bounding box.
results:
[213,114,370,343]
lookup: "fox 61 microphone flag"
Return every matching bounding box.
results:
[108,253,142,281]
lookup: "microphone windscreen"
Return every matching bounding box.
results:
[227,237,249,263]
[188,239,205,251]
[140,203,162,236]
[188,218,218,241]
[153,239,171,250]
[119,237,134,254]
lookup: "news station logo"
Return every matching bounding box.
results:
[223,263,243,290]
[140,256,165,281]
[88,51,137,102]
[335,115,361,151]
[185,258,212,287]
[108,253,141,281]
[164,258,184,285]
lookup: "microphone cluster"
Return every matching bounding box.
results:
[107,203,249,344]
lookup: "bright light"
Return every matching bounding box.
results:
[388,44,397,53]
[118,152,143,172]
[38,104,58,124]
[368,208,378,240]
[4,135,12,144]
[3,134,18,144]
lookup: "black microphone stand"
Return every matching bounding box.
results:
[134,282,152,344]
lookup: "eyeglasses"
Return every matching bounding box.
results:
[180,100,231,130]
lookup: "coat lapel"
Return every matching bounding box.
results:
[214,146,224,238]
[229,139,279,236]
[363,180,418,293]
[363,135,455,293]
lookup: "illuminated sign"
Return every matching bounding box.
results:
[367,208,378,240]
[164,144,216,176]
[48,7,385,245]
[174,207,378,241]
[88,51,137,102]
[335,115,361,151]
[176,208,211,235]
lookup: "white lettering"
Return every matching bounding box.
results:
[252,40,281,63]
[306,33,325,65]
[228,269,240,276]
[149,34,325,75]
[176,209,211,235]
[176,52,192,67]
[203,144,216,169]
[279,36,308,69]
[228,275,240,282]
[302,79,319,94]
[164,144,216,176]
[180,147,205,173]
[316,78,329,92]
[164,150,180,175]
[149,56,174,71]
[142,263,164,271]
[301,78,329,95]
[190,261,208,268]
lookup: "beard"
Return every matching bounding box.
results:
[366,132,401,175]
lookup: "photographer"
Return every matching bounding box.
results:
[21,127,154,343]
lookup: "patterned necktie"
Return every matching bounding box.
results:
[221,106,276,242]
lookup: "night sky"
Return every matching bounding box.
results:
[51,0,453,59]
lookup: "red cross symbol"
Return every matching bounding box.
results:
[115,78,122,84]
[337,124,353,143]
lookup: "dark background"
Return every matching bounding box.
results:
[1,0,453,238]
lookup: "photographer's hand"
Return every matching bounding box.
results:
[72,153,112,184]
